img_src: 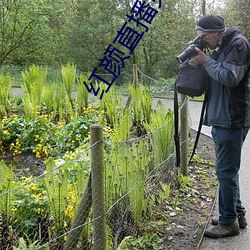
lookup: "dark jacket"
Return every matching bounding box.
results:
[203,26,250,128]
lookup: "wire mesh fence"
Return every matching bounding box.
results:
[0,65,191,249]
[0,115,191,249]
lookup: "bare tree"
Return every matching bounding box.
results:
[0,0,48,65]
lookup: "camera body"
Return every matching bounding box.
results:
[176,36,208,64]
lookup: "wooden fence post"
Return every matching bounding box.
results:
[63,175,92,250]
[180,94,188,176]
[133,64,138,86]
[91,124,106,250]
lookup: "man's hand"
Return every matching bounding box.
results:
[192,47,207,64]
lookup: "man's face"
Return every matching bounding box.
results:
[196,30,221,49]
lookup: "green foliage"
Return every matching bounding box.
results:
[43,159,69,230]
[0,108,102,157]
[99,85,123,129]
[61,63,76,101]
[117,233,163,250]
[21,65,47,118]
[13,235,46,250]
[158,182,171,203]
[76,73,90,111]
[12,176,48,240]
[145,100,175,163]
[105,136,153,227]
[129,84,153,126]
[0,161,14,222]
[0,0,52,65]
[43,85,56,113]
[0,0,230,79]
[0,75,179,248]
[0,73,12,116]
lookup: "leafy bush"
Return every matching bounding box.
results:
[0,106,104,158]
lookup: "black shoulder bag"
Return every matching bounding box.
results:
[175,58,208,97]
[174,58,210,168]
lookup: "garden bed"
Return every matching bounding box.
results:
[160,130,217,250]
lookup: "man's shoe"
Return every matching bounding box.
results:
[204,222,240,238]
[211,214,247,229]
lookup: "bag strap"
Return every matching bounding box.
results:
[188,91,208,164]
[174,81,208,168]
[174,80,180,168]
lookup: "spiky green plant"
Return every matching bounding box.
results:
[52,82,73,122]
[21,65,47,118]
[43,159,68,230]
[0,161,14,222]
[105,137,153,226]
[145,100,175,163]
[76,74,90,113]
[0,73,12,116]
[43,84,56,114]
[129,84,153,125]
[99,85,122,128]
[60,63,76,102]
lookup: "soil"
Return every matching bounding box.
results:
[158,130,217,250]
[0,152,45,180]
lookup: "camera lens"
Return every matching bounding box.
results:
[176,44,198,63]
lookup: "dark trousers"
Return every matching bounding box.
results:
[211,126,249,225]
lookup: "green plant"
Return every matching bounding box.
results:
[0,161,15,222]
[13,233,49,250]
[172,190,180,210]
[60,63,76,102]
[145,100,174,164]
[105,137,154,240]
[76,73,90,113]
[43,84,56,114]
[21,65,47,118]
[0,73,12,117]
[12,176,49,241]
[157,182,171,203]
[99,85,123,129]
[117,233,163,250]
[178,173,191,189]
[129,84,153,128]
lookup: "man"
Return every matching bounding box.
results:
[192,15,250,238]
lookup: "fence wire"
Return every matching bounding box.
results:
[0,67,192,249]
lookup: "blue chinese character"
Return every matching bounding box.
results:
[113,22,144,54]
[142,5,158,24]
[83,81,105,99]
[104,44,131,68]
[83,67,116,99]
[130,0,158,24]
[151,0,161,8]
[99,44,131,77]
[126,13,149,31]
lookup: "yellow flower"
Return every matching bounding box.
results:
[36,152,41,159]
[65,205,74,218]
[71,195,76,204]
[32,193,42,201]
[26,183,37,191]
[3,130,9,135]
[12,207,17,212]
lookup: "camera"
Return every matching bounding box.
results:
[176,36,208,64]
